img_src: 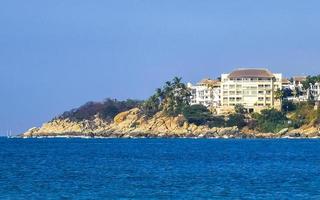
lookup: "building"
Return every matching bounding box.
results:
[282,78,294,90]
[288,76,309,102]
[309,82,320,101]
[293,76,307,90]
[187,79,221,111]
[219,68,282,114]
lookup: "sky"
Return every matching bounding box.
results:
[1,0,320,135]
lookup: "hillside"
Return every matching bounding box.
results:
[21,77,320,138]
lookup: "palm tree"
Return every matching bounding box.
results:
[173,77,182,85]
[155,88,164,101]
[275,88,284,111]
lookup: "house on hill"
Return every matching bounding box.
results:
[219,68,282,114]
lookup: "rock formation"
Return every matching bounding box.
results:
[21,108,243,138]
[21,108,320,138]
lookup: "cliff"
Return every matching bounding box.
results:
[22,108,244,138]
[21,107,320,139]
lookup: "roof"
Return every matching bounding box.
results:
[198,78,220,86]
[293,76,307,82]
[228,68,274,78]
[282,78,291,84]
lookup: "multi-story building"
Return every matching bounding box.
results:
[293,76,307,90]
[309,82,320,101]
[187,79,221,111]
[219,68,282,114]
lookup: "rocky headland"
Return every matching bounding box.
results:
[21,108,320,139]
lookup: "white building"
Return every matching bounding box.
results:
[187,79,221,110]
[282,78,295,90]
[309,82,320,101]
[293,76,307,90]
[219,68,282,114]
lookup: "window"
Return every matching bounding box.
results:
[265,84,271,88]
[258,97,264,101]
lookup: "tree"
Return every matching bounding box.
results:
[226,114,246,128]
[141,94,160,117]
[59,98,142,121]
[275,89,284,101]
[282,99,296,112]
[234,104,246,114]
[160,77,191,116]
[142,77,191,117]
[183,104,212,125]
[252,108,288,133]
[282,88,293,98]
[302,75,320,89]
[275,88,284,110]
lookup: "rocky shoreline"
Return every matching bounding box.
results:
[21,108,320,139]
[20,131,320,139]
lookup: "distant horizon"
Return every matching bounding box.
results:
[2,0,320,135]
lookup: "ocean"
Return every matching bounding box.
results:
[0,138,319,199]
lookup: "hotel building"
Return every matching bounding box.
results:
[187,79,221,111]
[219,68,282,114]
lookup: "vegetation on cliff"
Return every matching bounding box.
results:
[58,98,142,122]
[47,76,320,136]
[302,75,320,89]
[290,102,320,127]
[251,109,288,133]
[182,104,246,128]
[141,77,191,117]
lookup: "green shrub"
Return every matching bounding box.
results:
[253,108,288,133]
[234,104,246,114]
[208,116,225,128]
[291,102,315,125]
[226,114,246,128]
[282,100,296,112]
[183,104,212,126]
[59,99,142,121]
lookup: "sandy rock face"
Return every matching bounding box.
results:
[286,125,320,138]
[22,108,320,138]
[21,108,242,138]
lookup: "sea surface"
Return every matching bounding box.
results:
[0,138,320,199]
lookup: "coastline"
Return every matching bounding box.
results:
[18,131,320,139]
[20,108,320,139]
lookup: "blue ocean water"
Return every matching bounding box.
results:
[0,138,320,199]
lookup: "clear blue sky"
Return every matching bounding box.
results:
[1,0,320,135]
